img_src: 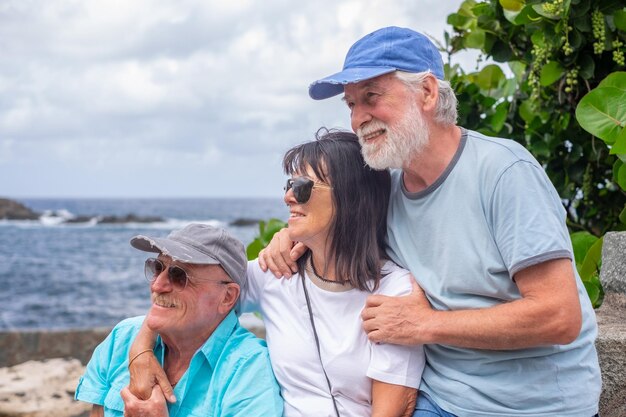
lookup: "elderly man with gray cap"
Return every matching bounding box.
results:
[259,26,601,416]
[75,223,283,417]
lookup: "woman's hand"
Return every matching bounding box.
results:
[128,349,175,403]
[121,385,169,417]
[127,319,176,403]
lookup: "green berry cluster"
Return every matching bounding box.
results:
[592,10,605,55]
[529,43,550,99]
[564,67,579,93]
[560,25,574,56]
[613,39,625,66]
[542,0,564,16]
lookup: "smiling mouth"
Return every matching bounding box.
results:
[361,128,386,142]
[290,211,305,218]
[152,295,177,308]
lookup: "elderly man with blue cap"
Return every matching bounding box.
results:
[75,223,283,417]
[260,26,601,417]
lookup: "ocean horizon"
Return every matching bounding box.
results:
[0,197,286,331]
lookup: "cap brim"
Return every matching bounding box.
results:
[130,235,220,265]
[308,67,396,100]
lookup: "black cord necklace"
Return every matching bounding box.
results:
[308,258,348,285]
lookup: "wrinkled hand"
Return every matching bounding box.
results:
[128,350,175,403]
[121,385,168,417]
[258,228,307,278]
[361,280,435,345]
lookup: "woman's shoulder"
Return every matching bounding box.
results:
[376,261,413,296]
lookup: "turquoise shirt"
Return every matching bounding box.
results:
[75,311,283,417]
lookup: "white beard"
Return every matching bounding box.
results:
[357,101,429,170]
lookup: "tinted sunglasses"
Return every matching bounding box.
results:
[144,258,231,291]
[284,177,332,204]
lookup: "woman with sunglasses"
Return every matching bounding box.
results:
[127,129,425,417]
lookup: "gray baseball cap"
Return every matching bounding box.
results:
[130,223,247,295]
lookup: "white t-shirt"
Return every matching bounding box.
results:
[242,259,425,417]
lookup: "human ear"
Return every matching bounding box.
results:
[419,75,439,113]
[218,284,240,314]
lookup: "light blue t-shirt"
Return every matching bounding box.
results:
[75,311,283,417]
[387,129,601,417]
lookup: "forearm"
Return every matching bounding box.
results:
[371,380,417,417]
[89,405,104,417]
[421,296,579,349]
[421,260,582,350]
[129,319,158,358]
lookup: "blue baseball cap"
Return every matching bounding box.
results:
[309,26,444,100]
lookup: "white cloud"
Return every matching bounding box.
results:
[0,0,474,198]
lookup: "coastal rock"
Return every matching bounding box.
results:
[230,218,261,227]
[0,198,39,220]
[0,358,90,417]
[98,214,163,224]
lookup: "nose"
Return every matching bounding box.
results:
[284,187,297,206]
[151,269,173,293]
[350,103,372,133]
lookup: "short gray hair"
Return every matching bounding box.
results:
[394,71,458,125]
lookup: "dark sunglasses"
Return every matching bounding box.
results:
[284,177,332,204]
[144,258,231,291]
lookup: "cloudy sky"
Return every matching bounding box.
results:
[1,0,476,198]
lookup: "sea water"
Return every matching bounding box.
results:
[0,198,286,330]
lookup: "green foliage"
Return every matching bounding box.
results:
[570,232,604,307]
[246,218,287,260]
[445,0,626,306]
[576,72,626,152]
[446,0,626,237]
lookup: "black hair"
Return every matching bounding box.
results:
[282,127,391,291]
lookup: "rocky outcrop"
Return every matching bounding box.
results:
[0,198,39,220]
[0,198,164,224]
[0,358,90,417]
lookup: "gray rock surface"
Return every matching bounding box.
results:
[601,232,626,294]
[595,292,626,417]
[0,198,39,220]
[0,358,90,417]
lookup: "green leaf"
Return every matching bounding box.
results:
[570,231,598,271]
[618,162,626,190]
[611,127,626,154]
[580,237,603,282]
[619,205,626,224]
[490,40,514,62]
[576,85,626,144]
[490,101,509,132]
[246,218,287,260]
[598,72,626,91]
[578,54,595,80]
[246,239,264,260]
[614,9,626,31]
[465,29,486,49]
[583,280,600,307]
[448,13,475,29]
[499,0,525,11]
[539,61,564,86]
[519,99,535,123]
[475,64,505,90]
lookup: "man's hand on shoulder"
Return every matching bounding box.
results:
[258,227,307,278]
[361,280,434,345]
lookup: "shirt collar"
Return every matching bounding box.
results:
[198,309,239,369]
